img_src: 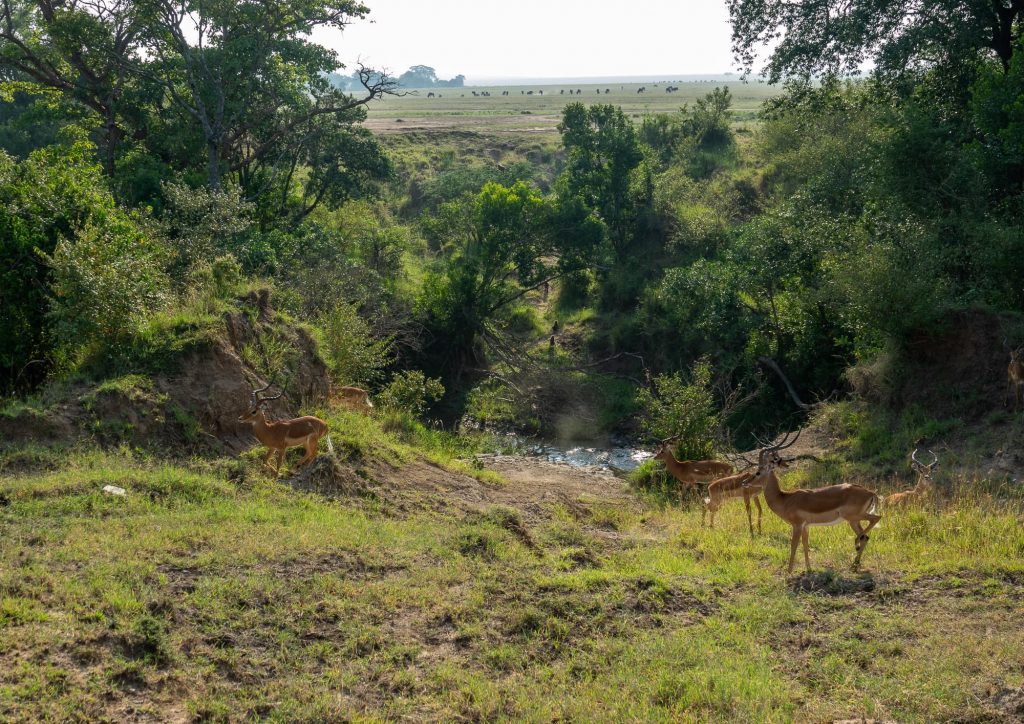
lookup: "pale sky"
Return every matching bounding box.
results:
[313,0,738,82]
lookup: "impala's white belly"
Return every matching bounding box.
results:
[806,517,844,527]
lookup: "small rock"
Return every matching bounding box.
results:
[102,485,127,496]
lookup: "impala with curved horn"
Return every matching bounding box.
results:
[745,429,881,573]
[887,449,937,506]
[238,383,333,477]
[651,436,734,490]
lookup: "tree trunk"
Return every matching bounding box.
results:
[207,140,221,191]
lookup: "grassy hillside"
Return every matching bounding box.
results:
[2,424,1023,721]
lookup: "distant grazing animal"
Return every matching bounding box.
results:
[651,436,734,490]
[605,88,610,94]
[887,449,937,507]
[637,86,646,94]
[239,383,332,478]
[703,468,763,538]
[1006,339,1024,410]
[426,92,434,98]
[560,89,564,94]
[746,430,881,573]
[334,385,374,413]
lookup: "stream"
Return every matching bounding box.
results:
[495,435,653,472]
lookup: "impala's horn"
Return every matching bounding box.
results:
[251,382,280,407]
[775,428,801,451]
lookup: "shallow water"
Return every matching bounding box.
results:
[496,435,652,472]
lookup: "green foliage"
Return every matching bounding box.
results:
[0,142,164,391]
[378,370,444,417]
[558,103,647,259]
[318,302,393,387]
[729,0,1024,83]
[637,360,720,461]
[46,216,168,359]
[418,181,602,377]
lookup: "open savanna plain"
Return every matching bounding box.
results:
[2,408,1024,721]
[364,81,775,135]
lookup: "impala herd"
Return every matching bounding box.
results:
[237,343,1021,574]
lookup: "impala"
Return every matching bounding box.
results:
[651,436,734,490]
[702,467,764,538]
[239,383,332,477]
[745,430,881,573]
[1007,341,1024,411]
[887,449,937,506]
[335,385,374,412]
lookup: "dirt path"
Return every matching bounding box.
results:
[372,455,636,524]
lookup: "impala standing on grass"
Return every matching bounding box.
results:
[703,467,762,538]
[652,436,734,490]
[239,383,333,477]
[745,430,882,573]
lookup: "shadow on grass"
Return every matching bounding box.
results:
[790,569,876,595]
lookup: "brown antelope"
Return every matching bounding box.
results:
[745,430,881,573]
[1006,341,1024,410]
[238,383,332,477]
[702,467,762,538]
[652,436,734,490]
[334,386,373,412]
[887,449,937,507]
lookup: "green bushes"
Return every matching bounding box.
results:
[318,302,393,387]
[636,360,720,461]
[378,370,444,417]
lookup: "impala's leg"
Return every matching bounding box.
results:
[295,435,317,468]
[754,496,763,535]
[787,527,801,574]
[799,526,811,571]
[275,449,285,477]
[743,493,754,539]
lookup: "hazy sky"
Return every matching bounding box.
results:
[314,0,737,81]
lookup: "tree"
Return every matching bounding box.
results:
[558,103,649,261]
[141,0,395,191]
[0,0,144,175]
[419,181,602,376]
[397,64,438,87]
[728,0,1024,80]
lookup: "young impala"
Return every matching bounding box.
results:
[703,466,766,538]
[887,449,937,507]
[745,430,881,573]
[652,436,734,490]
[238,383,332,477]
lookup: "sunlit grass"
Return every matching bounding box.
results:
[1,441,1022,720]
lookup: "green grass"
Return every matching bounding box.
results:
[2,434,1023,720]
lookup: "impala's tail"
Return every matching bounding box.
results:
[325,434,335,456]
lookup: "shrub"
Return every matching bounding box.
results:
[378,370,445,417]
[637,359,720,461]
[318,302,393,387]
[46,216,169,361]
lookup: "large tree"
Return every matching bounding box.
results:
[141,0,394,190]
[558,103,648,261]
[728,0,1024,80]
[0,0,144,175]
